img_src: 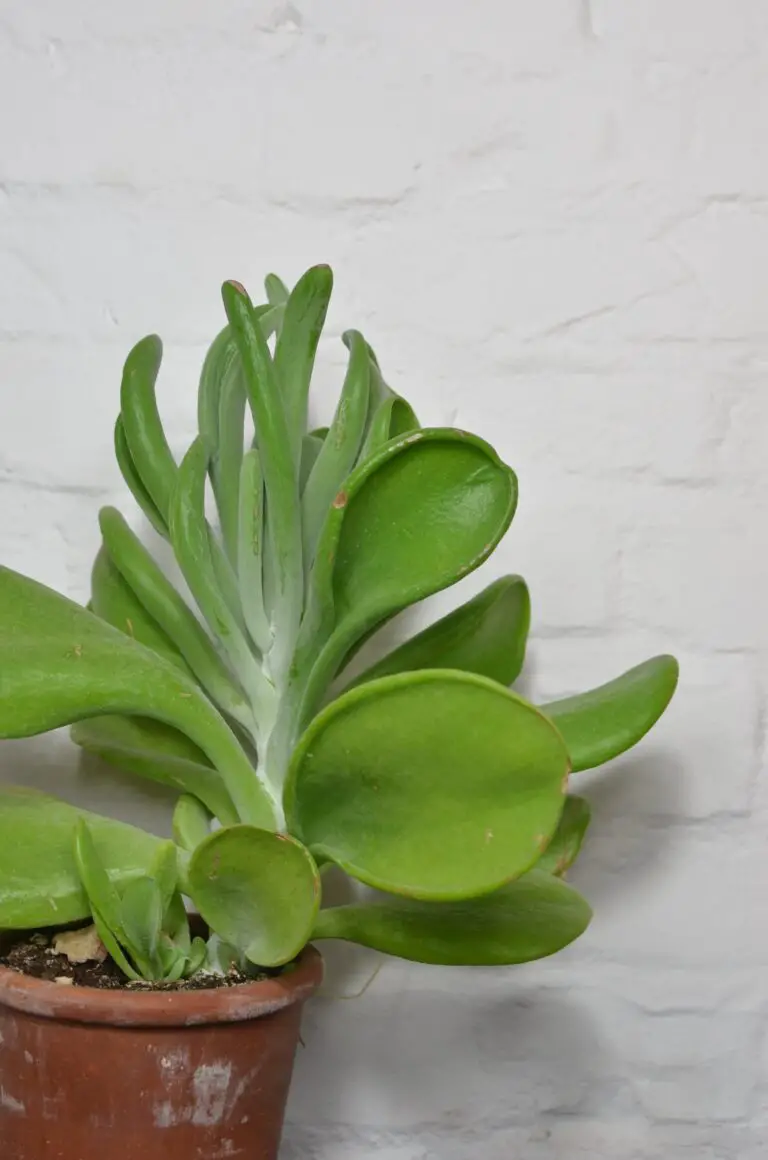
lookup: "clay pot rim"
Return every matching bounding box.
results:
[0,944,323,1028]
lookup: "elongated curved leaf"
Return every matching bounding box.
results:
[313,869,591,965]
[357,344,419,463]
[169,439,266,706]
[237,448,270,653]
[188,826,320,967]
[70,715,238,825]
[299,431,325,494]
[91,545,190,673]
[98,506,250,725]
[222,281,303,680]
[296,428,518,727]
[273,264,333,456]
[119,335,178,524]
[114,416,168,538]
[173,794,213,852]
[286,670,569,901]
[542,655,679,772]
[301,330,371,567]
[0,567,276,828]
[0,787,166,929]
[265,272,290,307]
[348,575,530,689]
[535,795,591,877]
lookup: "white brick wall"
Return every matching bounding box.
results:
[1,2,766,1155]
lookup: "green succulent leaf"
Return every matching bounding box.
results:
[222,281,303,680]
[0,791,163,930]
[286,670,569,901]
[173,794,213,852]
[148,840,180,917]
[188,825,320,967]
[357,344,419,463]
[170,439,267,709]
[0,567,276,828]
[301,330,371,568]
[114,416,168,539]
[273,264,333,457]
[535,795,591,877]
[119,335,178,525]
[98,506,251,725]
[71,715,238,826]
[296,428,518,727]
[120,876,164,967]
[198,326,237,460]
[542,655,680,772]
[91,545,190,673]
[185,936,209,977]
[299,431,326,494]
[313,869,591,965]
[237,448,270,654]
[264,272,290,307]
[348,575,530,689]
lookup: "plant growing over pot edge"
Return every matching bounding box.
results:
[0,265,679,980]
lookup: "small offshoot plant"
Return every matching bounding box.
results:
[0,266,679,982]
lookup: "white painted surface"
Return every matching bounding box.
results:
[1,2,766,1155]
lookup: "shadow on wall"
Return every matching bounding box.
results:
[284,981,613,1148]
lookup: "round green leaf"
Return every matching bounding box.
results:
[296,428,518,728]
[286,670,569,901]
[535,795,591,877]
[188,825,320,967]
[347,575,530,689]
[313,869,592,965]
[542,655,679,772]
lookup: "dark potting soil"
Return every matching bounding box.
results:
[0,930,282,992]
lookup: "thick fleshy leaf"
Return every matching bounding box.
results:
[71,715,238,825]
[91,545,190,673]
[188,825,320,967]
[313,869,592,965]
[301,330,371,567]
[170,439,268,707]
[98,506,252,727]
[237,448,270,653]
[535,796,591,877]
[114,416,168,539]
[542,655,679,772]
[348,575,530,689]
[264,272,290,307]
[285,670,569,901]
[357,344,419,463]
[272,264,333,457]
[0,787,166,929]
[222,281,303,679]
[173,794,213,852]
[296,428,518,728]
[119,335,178,524]
[0,567,276,828]
[121,877,163,965]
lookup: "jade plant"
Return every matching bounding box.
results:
[0,266,679,981]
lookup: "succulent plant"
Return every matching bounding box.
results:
[0,265,679,980]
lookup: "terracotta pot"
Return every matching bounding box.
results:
[0,944,323,1160]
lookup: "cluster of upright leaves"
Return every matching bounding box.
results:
[0,265,680,976]
[74,820,207,983]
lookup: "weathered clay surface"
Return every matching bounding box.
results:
[0,947,322,1160]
